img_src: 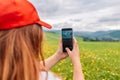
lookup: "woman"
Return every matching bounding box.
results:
[0,0,84,80]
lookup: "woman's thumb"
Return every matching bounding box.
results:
[65,48,71,55]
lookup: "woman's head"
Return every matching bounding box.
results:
[0,0,52,79]
[0,24,45,80]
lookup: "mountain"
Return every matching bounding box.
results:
[45,30,120,41]
[108,30,120,38]
[74,30,118,37]
[74,30,120,41]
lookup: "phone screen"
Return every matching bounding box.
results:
[62,30,72,39]
[62,28,73,52]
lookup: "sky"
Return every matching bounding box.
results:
[29,0,120,32]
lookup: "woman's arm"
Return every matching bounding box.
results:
[66,38,84,80]
[41,39,68,70]
[73,60,84,80]
[42,52,65,70]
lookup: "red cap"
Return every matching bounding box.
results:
[0,0,52,30]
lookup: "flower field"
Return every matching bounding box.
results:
[43,32,120,80]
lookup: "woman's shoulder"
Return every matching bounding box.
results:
[40,71,62,80]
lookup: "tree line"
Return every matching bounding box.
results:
[83,37,120,42]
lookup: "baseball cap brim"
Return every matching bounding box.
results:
[37,20,52,29]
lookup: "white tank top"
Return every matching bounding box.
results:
[40,72,61,80]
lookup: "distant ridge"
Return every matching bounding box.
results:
[45,30,120,41]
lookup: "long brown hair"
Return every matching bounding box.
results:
[0,24,45,80]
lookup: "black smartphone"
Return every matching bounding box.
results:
[62,28,73,52]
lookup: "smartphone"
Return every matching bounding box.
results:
[62,28,73,52]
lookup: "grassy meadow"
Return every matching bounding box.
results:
[43,32,120,80]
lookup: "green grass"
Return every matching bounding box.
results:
[43,32,120,80]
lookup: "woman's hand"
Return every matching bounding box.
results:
[65,38,80,65]
[42,39,68,70]
[54,38,68,61]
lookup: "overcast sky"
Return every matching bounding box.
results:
[29,0,120,32]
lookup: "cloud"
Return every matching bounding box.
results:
[29,0,120,31]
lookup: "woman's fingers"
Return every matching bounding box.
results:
[73,37,78,48]
[73,37,77,44]
[59,38,62,43]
